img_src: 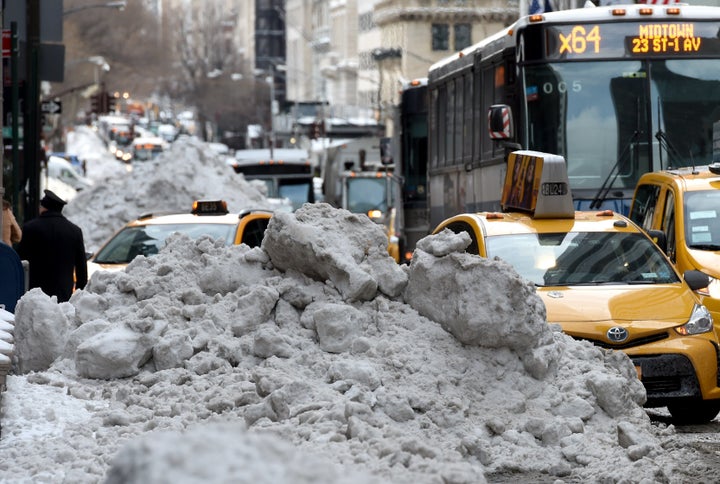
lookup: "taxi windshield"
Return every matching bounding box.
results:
[684,190,720,250]
[486,231,678,287]
[93,223,236,263]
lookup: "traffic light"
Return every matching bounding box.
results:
[105,92,116,113]
[90,93,100,114]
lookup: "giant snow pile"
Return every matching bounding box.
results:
[4,203,687,482]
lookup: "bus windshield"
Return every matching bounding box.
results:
[524,58,720,193]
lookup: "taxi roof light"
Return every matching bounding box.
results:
[500,150,574,219]
[192,199,229,215]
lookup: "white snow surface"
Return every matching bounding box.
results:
[0,127,704,483]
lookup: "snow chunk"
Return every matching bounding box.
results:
[263,203,407,301]
[405,230,560,378]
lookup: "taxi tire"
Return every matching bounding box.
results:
[667,400,720,425]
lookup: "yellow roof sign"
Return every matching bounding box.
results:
[501,150,575,219]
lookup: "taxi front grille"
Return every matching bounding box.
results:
[572,331,669,350]
[642,376,681,393]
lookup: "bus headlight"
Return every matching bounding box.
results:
[675,304,713,335]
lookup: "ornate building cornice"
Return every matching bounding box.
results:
[374,7,518,26]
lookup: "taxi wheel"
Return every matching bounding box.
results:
[667,400,720,425]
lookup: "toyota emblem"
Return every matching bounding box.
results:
[607,326,629,343]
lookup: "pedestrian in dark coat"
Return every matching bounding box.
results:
[17,190,88,302]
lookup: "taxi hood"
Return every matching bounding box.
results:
[538,285,696,326]
[686,247,720,279]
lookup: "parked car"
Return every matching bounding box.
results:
[46,156,94,192]
[431,150,720,424]
[48,152,85,175]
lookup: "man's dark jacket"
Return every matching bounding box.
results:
[17,210,88,302]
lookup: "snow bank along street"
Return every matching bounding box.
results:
[0,132,710,482]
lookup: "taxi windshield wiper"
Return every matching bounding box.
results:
[568,280,621,286]
[93,257,131,264]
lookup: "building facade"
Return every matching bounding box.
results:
[284,0,518,135]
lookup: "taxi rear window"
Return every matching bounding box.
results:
[93,223,236,263]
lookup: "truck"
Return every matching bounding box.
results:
[228,148,316,211]
[321,137,403,262]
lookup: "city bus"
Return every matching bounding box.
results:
[392,78,429,262]
[228,148,316,211]
[427,4,720,229]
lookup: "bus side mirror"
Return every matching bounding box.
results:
[647,229,667,253]
[488,104,513,140]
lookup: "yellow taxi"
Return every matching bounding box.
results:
[629,164,720,328]
[432,151,720,424]
[87,200,272,278]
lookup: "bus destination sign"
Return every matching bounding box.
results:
[544,22,720,59]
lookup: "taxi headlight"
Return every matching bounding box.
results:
[675,304,714,335]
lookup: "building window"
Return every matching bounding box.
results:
[432,24,449,51]
[454,24,472,50]
[359,12,374,32]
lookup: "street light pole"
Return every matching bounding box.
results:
[24,0,42,220]
[267,72,275,159]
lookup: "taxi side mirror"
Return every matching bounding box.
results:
[684,270,710,292]
[647,229,667,253]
